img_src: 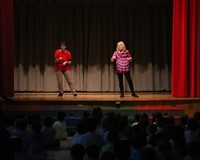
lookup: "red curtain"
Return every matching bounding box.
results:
[0,0,14,97]
[172,0,200,97]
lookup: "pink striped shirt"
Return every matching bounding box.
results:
[112,50,131,73]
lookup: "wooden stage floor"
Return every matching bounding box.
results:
[3,91,200,101]
[1,91,200,117]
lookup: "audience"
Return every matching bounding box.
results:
[2,107,200,160]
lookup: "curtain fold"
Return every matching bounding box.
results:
[14,0,172,92]
[172,0,200,97]
[0,0,14,97]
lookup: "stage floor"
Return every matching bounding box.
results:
[5,91,200,101]
[1,92,200,117]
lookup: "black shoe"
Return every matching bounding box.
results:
[120,93,124,97]
[72,90,77,97]
[132,92,139,97]
[58,92,63,97]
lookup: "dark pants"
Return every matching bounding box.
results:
[117,71,135,94]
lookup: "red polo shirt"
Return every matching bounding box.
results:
[54,49,72,71]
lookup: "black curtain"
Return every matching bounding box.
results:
[14,0,172,92]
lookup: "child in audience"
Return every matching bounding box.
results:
[41,116,60,150]
[53,111,68,140]
[27,120,47,160]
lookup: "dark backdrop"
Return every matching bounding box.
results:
[14,0,172,92]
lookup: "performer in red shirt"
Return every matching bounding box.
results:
[54,41,77,97]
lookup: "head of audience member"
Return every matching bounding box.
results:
[165,115,175,127]
[31,120,42,142]
[82,111,90,119]
[43,116,54,128]
[92,107,103,125]
[116,139,131,160]
[3,114,15,129]
[15,117,27,130]
[85,117,98,132]
[185,140,200,160]
[155,117,165,133]
[106,130,119,147]
[100,151,115,160]
[193,111,200,123]
[116,113,128,132]
[156,139,173,158]
[187,118,199,131]
[70,143,85,160]
[152,112,163,124]
[76,121,86,134]
[140,147,158,160]
[147,123,157,136]
[133,113,141,124]
[0,124,15,159]
[0,106,3,123]
[171,125,185,144]
[86,144,100,160]
[104,112,116,131]
[130,126,146,149]
[27,113,41,127]
[178,114,189,129]
[57,111,66,121]
[138,113,149,136]
[194,127,200,142]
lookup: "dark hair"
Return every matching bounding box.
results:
[57,111,66,121]
[71,144,85,160]
[43,116,53,128]
[85,117,98,132]
[101,151,115,160]
[139,147,158,160]
[86,144,100,159]
[32,120,42,142]
[60,41,66,46]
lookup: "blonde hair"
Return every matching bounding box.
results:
[116,41,126,51]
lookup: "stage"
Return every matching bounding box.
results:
[1,91,200,116]
[1,92,200,135]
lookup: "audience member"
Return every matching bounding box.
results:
[78,117,104,149]
[27,120,47,160]
[53,111,68,140]
[70,143,85,160]
[41,116,60,150]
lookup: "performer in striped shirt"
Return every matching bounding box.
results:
[111,41,139,98]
